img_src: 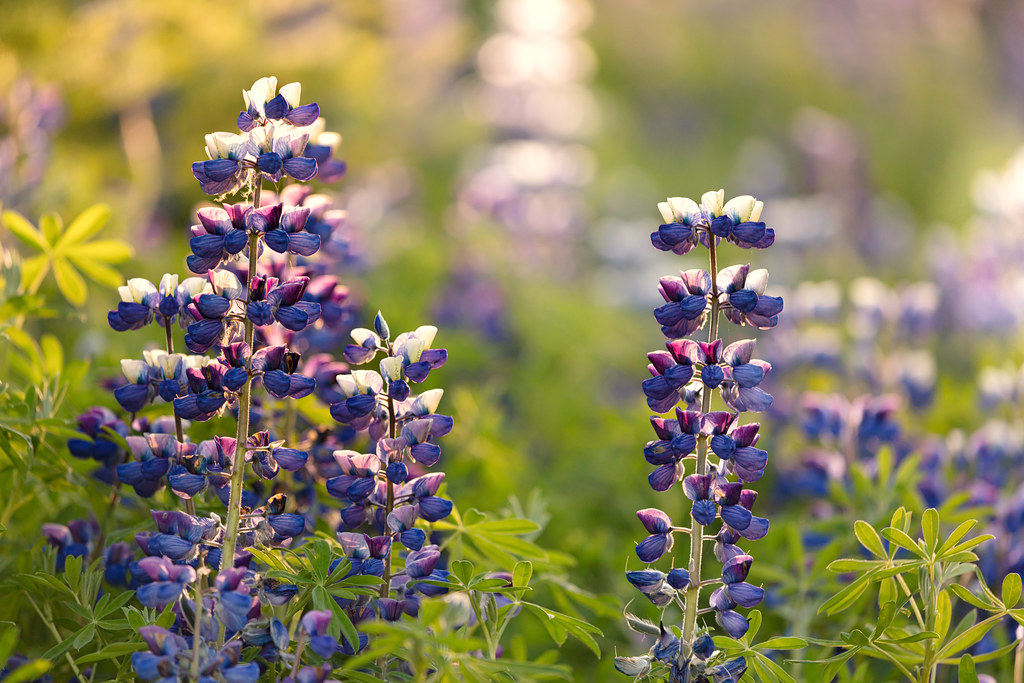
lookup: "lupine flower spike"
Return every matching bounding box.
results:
[617,190,782,682]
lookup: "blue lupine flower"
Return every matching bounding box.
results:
[192,132,256,196]
[250,126,318,184]
[214,567,254,633]
[720,339,773,413]
[252,345,315,399]
[43,520,97,572]
[299,609,338,659]
[635,508,674,562]
[707,195,774,249]
[108,274,207,331]
[327,451,381,502]
[625,569,675,607]
[173,361,231,422]
[683,473,718,525]
[718,264,784,329]
[645,410,700,491]
[133,555,196,609]
[114,350,192,412]
[300,118,347,183]
[654,269,710,339]
[116,433,185,497]
[261,204,320,256]
[247,275,321,332]
[238,77,320,131]
[187,204,250,273]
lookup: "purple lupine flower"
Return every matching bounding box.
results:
[300,609,338,659]
[635,508,674,563]
[108,275,207,330]
[720,339,773,412]
[238,78,320,130]
[173,361,232,421]
[326,451,381,502]
[299,118,347,184]
[654,269,711,338]
[250,126,317,184]
[134,556,196,609]
[252,345,315,399]
[192,132,255,196]
[247,275,321,332]
[187,204,250,273]
[43,520,97,572]
[261,204,319,256]
[718,264,783,329]
[707,195,775,249]
[114,350,190,412]
[214,566,255,633]
[644,410,700,492]
[116,433,185,497]
[625,569,675,607]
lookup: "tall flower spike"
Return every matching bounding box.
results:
[621,190,782,680]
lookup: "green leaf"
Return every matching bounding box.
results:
[827,558,882,573]
[512,560,533,591]
[52,258,87,306]
[66,239,134,263]
[922,508,939,553]
[854,520,887,558]
[880,528,927,559]
[958,654,979,683]
[872,602,897,639]
[2,660,51,683]
[0,625,18,665]
[476,518,542,535]
[67,256,124,288]
[451,560,474,586]
[39,213,62,245]
[757,636,807,650]
[934,588,952,641]
[72,624,95,650]
[935,615,1003,660]
[3,211,48,252]
[75,641,147,664]
[18,254,49,292]
[58,204,111,248]
[937,519,978,557]
[819,570,876,616]
[1003,572,1022,608]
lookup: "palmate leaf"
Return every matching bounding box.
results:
[1,205,131,306]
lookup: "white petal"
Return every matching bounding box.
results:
[667,196,700,222]
[279,82,301,108]
[121,359,149,383]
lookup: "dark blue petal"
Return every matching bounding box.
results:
[190,234,226,258]
[257,152,283,176]
[196,294,230,318]
[419,496,453,522]
[268,513,305,538]
[262,370,292,399]
[635,534,669,563]
[115,383,151,413]
[273,448,308,471]
[247,301,275,327]
[285,103,320,126]
[692,499,718,526]
[223,229,249,255]
[264,94,288,119]
[287,232,320,256]
[200,158,240,182]
[263,229,289,253]
[282,156,317,181]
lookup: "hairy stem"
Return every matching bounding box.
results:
[220,181,262,593]
[379,384,398,599]
[681,234,720,648]
[189,571,207,680]
[165,321,195,517]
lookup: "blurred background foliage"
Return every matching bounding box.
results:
[3,0,1024,678]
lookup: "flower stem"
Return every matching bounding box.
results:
[189,571,207,680]
[165,320,195,517]
[681,233,720,648]
[220,181,262,590]
[379,384,398,599]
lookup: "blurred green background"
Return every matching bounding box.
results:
[3,0,1024,678]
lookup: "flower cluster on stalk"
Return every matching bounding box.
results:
[617,191,783,682]
[45,76,380,681]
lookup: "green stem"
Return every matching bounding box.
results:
[680,233,720,649]
[1014,629,1023,683]
[26,595,83,679]
[290,630,306,679]
[379,381,398,599]
[220,179,262,599]
[189,571,207,681]
[164,320,195,517]
[921,562,937,683]
[895,573,927,631]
